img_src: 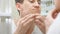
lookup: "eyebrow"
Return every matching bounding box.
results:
[28,0,41,2]
[38,0,40,1]
[29,0,34,1]
[29,0,41,1]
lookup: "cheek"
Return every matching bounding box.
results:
[22,3,32,15]
[23,3,33,12]
[23,2,32,10]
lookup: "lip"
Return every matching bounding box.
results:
[31,8,40,13]
[32,8,40,11]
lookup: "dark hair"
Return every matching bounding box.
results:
[15,0,24,3]
[15,0,24,15]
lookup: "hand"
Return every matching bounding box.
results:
[35,15,46,34]
[14,14,38,34]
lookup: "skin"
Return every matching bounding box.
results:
[45,0,60,33]
[35,15,46,34]
[14,14,38,34]
[16,0,41,17]
[14,0,60,34]
[54,0,60,10]
[53,0,60,19]
[14,0,46,34]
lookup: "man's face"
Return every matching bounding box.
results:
[54,0,60,10]
[16,0,41,17]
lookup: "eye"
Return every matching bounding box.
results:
[37,0,41,4]
[38,1,41,4]
[30,0,35,3]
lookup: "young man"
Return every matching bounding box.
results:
[14,0,46,34]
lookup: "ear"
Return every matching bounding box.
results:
[16,3,22,11]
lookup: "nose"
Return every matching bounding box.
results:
[33,2,40,8]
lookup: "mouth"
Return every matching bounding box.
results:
[32,7,39,10]
[30,8,40,14]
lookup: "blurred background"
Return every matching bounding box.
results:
[0,0,54,34]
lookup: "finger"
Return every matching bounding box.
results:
[22,18,34,32]
[35,19,45,33]
[35,19,44,26]
[20,14,40,22]
[35,19,46,30]
[26,23,35,34]
[23,18,34,27]
[21,14,39,24]
[36,15,46,23]
[17,14,34,26]
[17,14,39,26]
[18,14,33,22]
